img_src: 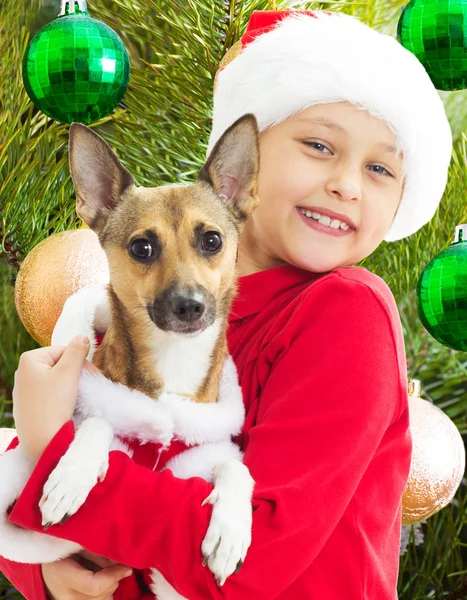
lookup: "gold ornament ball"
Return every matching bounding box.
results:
[402,380,465,524]
[0,429,17,455]
[15,229,109,346]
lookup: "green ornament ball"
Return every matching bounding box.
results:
[416,225,467,351]
[397,0,467,91]
[22,3,130,124]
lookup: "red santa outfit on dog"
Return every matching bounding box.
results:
[0,7,452,599]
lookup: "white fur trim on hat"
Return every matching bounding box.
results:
[207,11,453,242]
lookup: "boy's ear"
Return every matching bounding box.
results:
[69,123,134,232]
[197,114,260,222]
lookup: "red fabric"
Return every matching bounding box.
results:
[2,265,412,599]
[6,437,19,451]
[240,10,319,46]
[0,560,46,600]
[125,438,194,472]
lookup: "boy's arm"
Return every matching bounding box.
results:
[0,558,47,600]
[7,277,411,599]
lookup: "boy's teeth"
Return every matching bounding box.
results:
[299,208,350,231]
[318,215,331,226]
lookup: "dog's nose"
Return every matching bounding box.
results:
[170,296,205,322]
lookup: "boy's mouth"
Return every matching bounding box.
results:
[297,206,357,232]
[296,207,355,237]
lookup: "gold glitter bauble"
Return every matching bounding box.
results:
[0,429,17,455]
[214,40,243,91]
[15,229,109,346]
[402,379,465,524]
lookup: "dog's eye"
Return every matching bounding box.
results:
[130,239,154,260]
[202,231,222,253]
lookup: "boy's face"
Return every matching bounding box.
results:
[239,101,405,274]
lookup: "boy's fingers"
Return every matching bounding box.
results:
[56,337,90,375]
[19,345,67,370]
[88,581,120,598]
[46,557,98,593]
[91,564,134,591]
[60,557,131,595]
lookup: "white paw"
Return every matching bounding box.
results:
[39,454,108,527]
[200,461,254,586]
[39,417,114,528]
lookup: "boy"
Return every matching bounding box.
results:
[1,9,452,600]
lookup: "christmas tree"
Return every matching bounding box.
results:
[1,0,467,597]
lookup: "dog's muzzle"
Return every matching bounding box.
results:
[170,296,205,322]
[148,285,216,334]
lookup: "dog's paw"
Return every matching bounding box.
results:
[200,460,254,586]
[39,454,109,528]
[39,417,113,528]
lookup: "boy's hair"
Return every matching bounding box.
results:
[207,10,452,243]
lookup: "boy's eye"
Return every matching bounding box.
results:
[303,141,331,154]
[368,165,393,178]
[304,141,394,178]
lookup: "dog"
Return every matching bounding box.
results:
[0,114,260,598]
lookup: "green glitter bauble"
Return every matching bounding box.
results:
[416,226,467,351]
[22,3,130,124]
[397,0,467,91]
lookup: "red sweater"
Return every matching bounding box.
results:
[0,264,412,599]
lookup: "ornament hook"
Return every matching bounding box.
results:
[408,378,421,398]
[454,224,467,243]
[59,0,88,16]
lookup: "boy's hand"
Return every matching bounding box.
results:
[13,336,93,463]
[41,550,133,600]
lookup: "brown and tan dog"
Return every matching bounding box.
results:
[71,115,259,405]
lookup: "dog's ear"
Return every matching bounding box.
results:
[69,123,134,231]
[197,114,260,222]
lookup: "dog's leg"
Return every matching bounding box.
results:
[52,283,109,363]
[148,442,254,592]
[39,417,114,527]
[200,459,255,586]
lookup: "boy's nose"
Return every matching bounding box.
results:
[170,296,205,322]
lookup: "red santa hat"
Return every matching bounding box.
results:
[206,10,453,243]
